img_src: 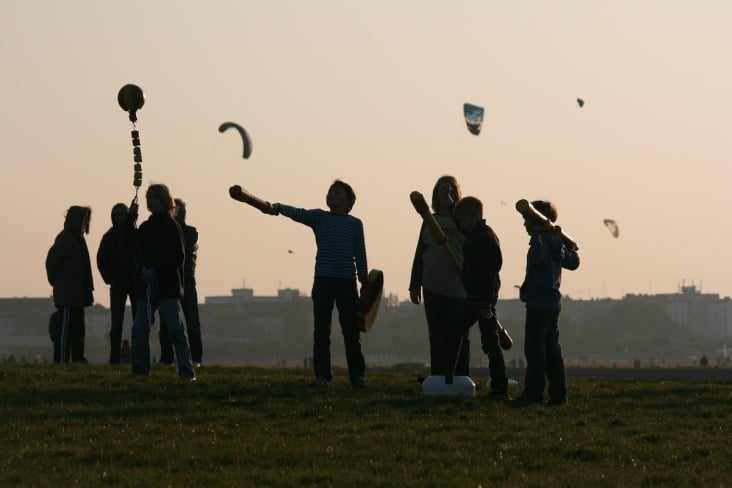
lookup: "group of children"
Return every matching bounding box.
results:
[408,176,580,404]
[46,184,202,381]
[46,175,580,403]
[234,175,580,403]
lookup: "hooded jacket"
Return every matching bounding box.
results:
[46,206,94,307]
[96,206,138,289]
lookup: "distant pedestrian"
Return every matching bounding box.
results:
[515,200,580,405]
[45,205,94,363]
[96,202,138,364]
[130,184,195,380]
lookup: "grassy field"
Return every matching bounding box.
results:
[1,363,730,487]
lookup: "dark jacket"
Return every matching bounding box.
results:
[96,212,138,290]
[136,213,185,300]
[520,231,580,310]
[45,206,94,307]
[461,220,502,310]
[179,223,198,286]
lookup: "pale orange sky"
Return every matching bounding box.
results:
[2,1,730,308]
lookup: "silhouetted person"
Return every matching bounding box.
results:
[261,180,369,388]
[46,205,94,363]
[97,202,138,364]
[130,184,195,380]
[515,200,579,405]
[433,196,508,396]
[409,176,471,376]
[159,198,203,366]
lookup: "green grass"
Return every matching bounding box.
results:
[1,364,730,487]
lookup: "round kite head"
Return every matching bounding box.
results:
[118,84,145,122]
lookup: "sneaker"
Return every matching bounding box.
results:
[310,377,330,387]
[352,376,369,388]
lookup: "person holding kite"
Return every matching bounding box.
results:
[129,184,195,380]
[515,200,580,405]
[409,176,471,377]
[265,180,369,388]
[96,203,139,364]
[432,196,509,396]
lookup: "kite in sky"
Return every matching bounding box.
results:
[603,219,619,238]
[577,98,585,108]
[463,103,484,135]
[219,122,253,159]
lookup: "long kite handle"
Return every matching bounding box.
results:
[515,199,579,250]
[229,185,273,213]
[409,191,462,272]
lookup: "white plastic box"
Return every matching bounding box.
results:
[421,375,475,397]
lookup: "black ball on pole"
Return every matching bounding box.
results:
[118,84,145,123]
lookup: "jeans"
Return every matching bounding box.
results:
[109,284,137,364]
[311,277,365,382]
[522,307,566,402]
[477,315,508,392]
[159,283,202,364]
[434,300,507,391]
[423,290,469,376]
[131,297,195,378]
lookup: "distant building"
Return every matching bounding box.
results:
[1,284,730,365]
[626,285,732,339]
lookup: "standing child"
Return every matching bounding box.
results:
[130,184,195,380]
[159,198,203,367]
[434,196,508,395]
[266,180,369,388]
[46,206,94,363]
[516,200,580,404]
[408,176,471,376]
[96,203,138,364]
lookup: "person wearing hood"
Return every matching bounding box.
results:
[45,205,94,363]
[96,202,139,364]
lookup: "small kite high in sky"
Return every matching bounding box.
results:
[463,103,484,135]
[219,121,252,159]
[603,219,619,238]
[577,98,585,108]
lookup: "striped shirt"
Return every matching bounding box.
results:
[279,205,368,281]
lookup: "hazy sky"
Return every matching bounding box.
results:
[2,1,730,308]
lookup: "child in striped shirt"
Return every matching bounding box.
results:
[268,180,369,388]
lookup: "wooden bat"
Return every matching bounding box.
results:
[409,190,513,350]
[229,185,273,213]
[515,199,579,251]
[409,191,462,271]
